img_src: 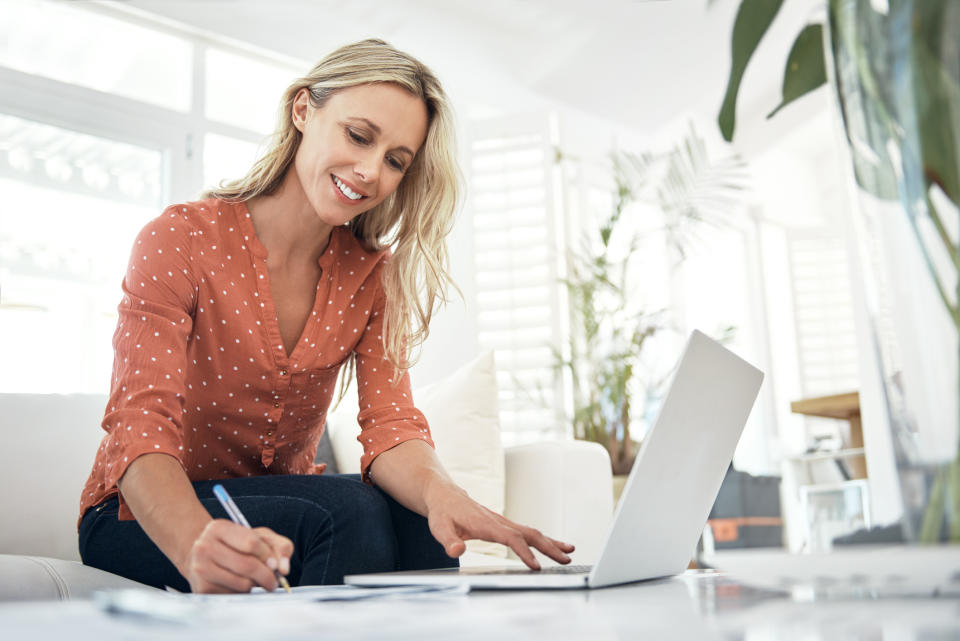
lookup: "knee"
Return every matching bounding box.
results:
[323,480,396,571]
[344,482,395,542]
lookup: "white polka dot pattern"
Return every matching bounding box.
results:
[79,199,434,524]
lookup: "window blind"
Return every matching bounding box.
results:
[467,115,566,445]
[788,229,861,397]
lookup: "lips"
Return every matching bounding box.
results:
[331,174,368,201]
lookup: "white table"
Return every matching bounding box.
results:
[1,571,956,640]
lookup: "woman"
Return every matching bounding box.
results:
[78,39,574,593]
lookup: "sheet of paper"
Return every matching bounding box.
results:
[186,583,469,603]
[94,583,470,627]
[0,594,597,641]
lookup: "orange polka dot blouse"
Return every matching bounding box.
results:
[79,198,434,525]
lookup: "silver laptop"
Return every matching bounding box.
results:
[345,330,764,589]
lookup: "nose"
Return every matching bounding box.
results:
[353,152,379,185]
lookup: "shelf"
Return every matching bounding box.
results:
[790,391,860,420]
[790,390,865,479]
[799,478,870,494]
[788,448,866,463]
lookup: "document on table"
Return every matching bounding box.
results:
[187,583,469,602]
[8,584,580,641]
[96,584,468,625]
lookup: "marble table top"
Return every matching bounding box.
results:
[1,570,956,640]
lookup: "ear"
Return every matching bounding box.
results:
[291,88,311,133]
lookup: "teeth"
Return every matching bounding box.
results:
[334,176,363,200]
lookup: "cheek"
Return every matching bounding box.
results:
[381,173,406,199]
[293,146,330,188]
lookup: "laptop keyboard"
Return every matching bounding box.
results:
[464,564,593,575]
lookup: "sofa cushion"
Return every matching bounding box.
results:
[0,394,107,562]
[327,352,506,557]
[0,555,157,601]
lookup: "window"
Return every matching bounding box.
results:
[787,229,860,397]
[468,115,566,445]
[0,114,164,392]
[0,0,192,112]
[205,48,297,132]
[0,4,304,394]
[203,134,262,193]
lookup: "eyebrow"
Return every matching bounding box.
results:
[347,118,416,157]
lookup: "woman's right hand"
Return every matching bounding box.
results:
[181,520,293,593]
[117,454,294,594]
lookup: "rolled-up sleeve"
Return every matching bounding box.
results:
[353,268,434,482]
[98,210,197,518]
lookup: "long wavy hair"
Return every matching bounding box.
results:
[205,39,461,383]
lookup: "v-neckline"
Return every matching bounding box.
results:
[233,201,335,365]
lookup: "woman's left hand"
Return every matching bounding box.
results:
[424,481,575,569]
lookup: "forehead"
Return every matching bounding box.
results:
[323,83,428,152]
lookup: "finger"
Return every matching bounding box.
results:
[549,537,576,554]
[187,543,262,594]
[498,528,540,570]
[557,540,576,553]
[209,542,279,591]
[202,559,260,593]
[205,523,279,590]
[443,511,539,569]
[253,527,294,575]
[522,528,572,564]
[429,517,466,558]
[214,521,276,565]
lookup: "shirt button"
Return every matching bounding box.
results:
[266,431,273,437]
[281,369,288,376]
[273,401,280,408]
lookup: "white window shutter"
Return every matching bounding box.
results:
[787,229,861,397]
[467,114,566,445]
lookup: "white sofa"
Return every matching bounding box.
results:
[0,368,612,600]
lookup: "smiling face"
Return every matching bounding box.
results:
[290,82,429,226]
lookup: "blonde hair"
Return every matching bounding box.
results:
[205,39,461,382]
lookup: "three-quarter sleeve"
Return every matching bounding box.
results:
[353,266,434,482]
[95,209,197,518]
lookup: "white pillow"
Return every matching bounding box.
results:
[326,351,507,558]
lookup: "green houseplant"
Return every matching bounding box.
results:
[556,126,747,476]
[718,0,960,543]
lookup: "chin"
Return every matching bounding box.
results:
[317,209,362,228]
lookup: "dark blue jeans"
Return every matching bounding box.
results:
[78,474,457,591]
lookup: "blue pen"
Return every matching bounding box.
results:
[212,483,292,593]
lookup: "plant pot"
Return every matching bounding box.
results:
[824,0,960,542]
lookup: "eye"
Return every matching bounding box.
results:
[387,156,405,172]
[347,129,368,145]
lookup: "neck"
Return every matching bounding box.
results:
[246,171,333,267]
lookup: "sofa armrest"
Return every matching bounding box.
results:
[504,440,613,565]
[0,555,157,601]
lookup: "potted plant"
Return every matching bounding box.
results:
[717,0,960,543]
[556,125,747,479]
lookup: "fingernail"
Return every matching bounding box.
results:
[266,557,278,570]
[280,557,290,574]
